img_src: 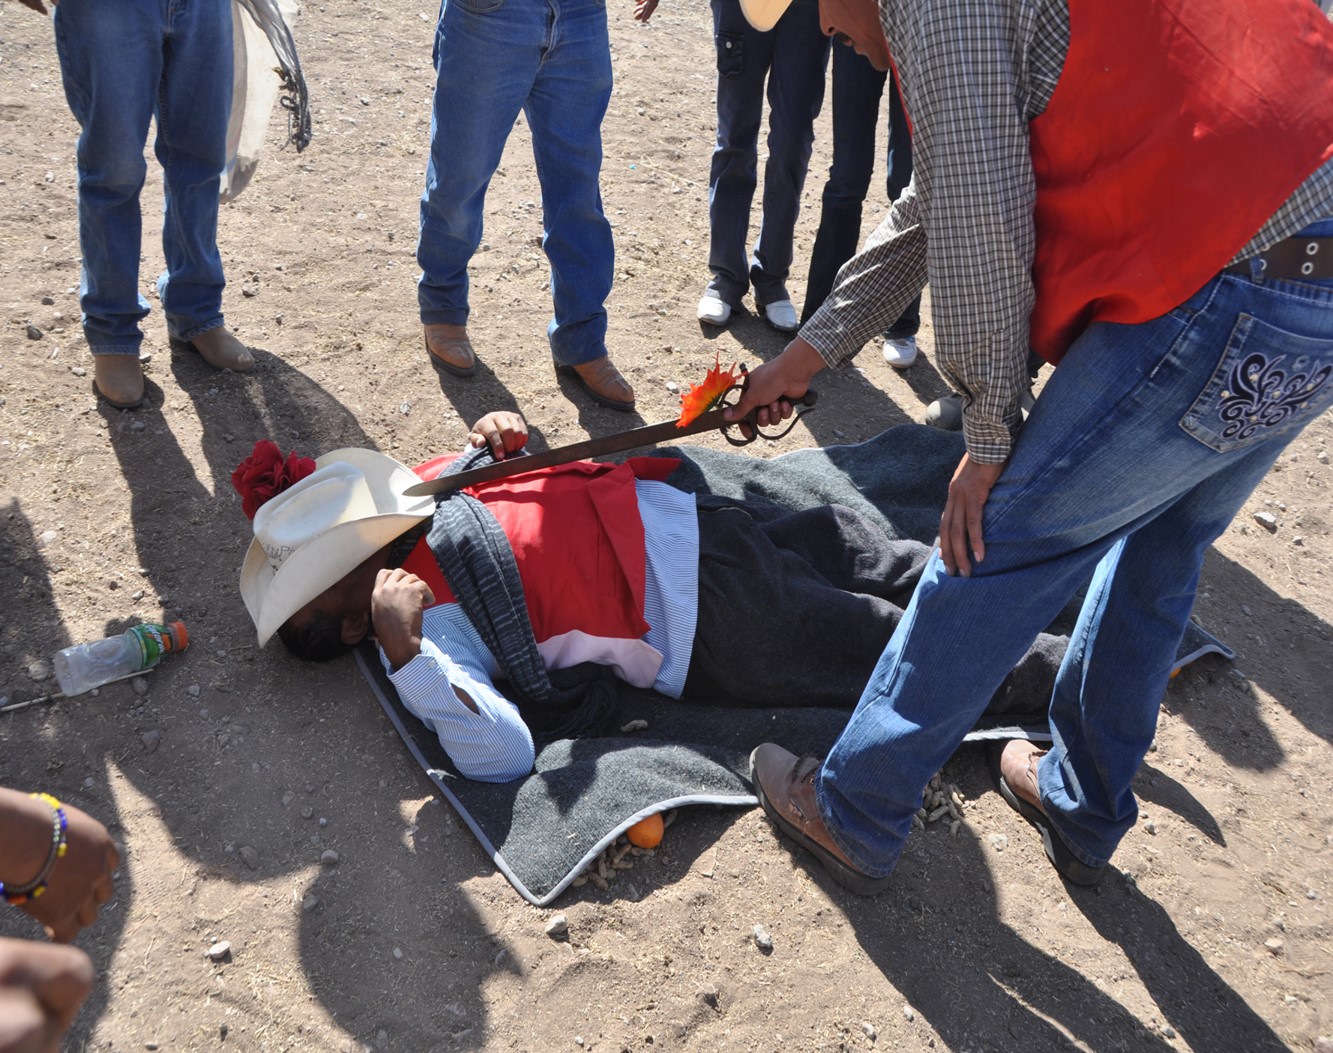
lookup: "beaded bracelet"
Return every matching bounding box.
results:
[0,793,69,906]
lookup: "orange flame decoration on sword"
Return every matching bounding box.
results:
[676,353,741,427]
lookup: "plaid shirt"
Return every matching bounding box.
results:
[800,0,1333,463]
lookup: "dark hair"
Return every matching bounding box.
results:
[277,610,354,663]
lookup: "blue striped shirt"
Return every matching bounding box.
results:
[383,479,700,782]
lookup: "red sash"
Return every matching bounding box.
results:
[402,456,679,645]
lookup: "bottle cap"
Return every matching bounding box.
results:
[168,621,189,652]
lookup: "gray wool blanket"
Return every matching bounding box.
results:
[359,425,1232,905]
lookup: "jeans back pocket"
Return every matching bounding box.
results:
[1180,312,1333,454]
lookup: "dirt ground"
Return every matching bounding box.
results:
[2,1,1332,1050]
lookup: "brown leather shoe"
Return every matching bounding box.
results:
[990,740,1106,886]
[92,355,145,409]
[423,323,477,378]
[750,743,891,895]
[172,327,255,372]
[556,356,635,412]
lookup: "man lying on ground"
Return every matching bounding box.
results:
[235,412,1063,783]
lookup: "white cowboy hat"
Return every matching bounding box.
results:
[738,0,795,32]
[240,448,434,646]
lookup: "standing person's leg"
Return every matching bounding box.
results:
[749,0,829,330]
[417,0,541,376]
[1030,267,1333,869]
[880,68,921,358]
[754,262,1333,888]
[52,0,164,407]
[800,45,885,324]
[526,0,633,411]
[155,0,252,373]
[700,0,775,320]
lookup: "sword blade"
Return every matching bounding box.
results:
[400,406,735,497]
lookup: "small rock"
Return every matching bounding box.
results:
[392,947,403,960]
[752,924,773,952]
[320,849,340,866]
[301,894,320,913]
[1253,511,1278,532]
[319,817,328,828]
[82,777,94,790]
[865,1020,880,1037]
[987,833,1009,852]
[376,1030,388,1050]
[1317,450,1329,464]
[220,1022,229,1039]
[71,366,86,377]
[282,791,296,807]
[41,295,54,305]
[699,983,719,1008]
[188,684,201,698]
[1144,819,1157,835]
[903,1005,915,1022]
[544,914,568,937]
[206,940,232,961]
[39,530,58,545]
[238,845,259,870]
[130,419,146,433]
[301,806,314,820]
[25,324,43,340]
[1293,536,1304,546]
[665,381,680,394]
[1162,1026,1177,1039]
[132,677,149,696]
[1264,938,1284,955]
[399,401,412,416]
[140,730,161,753]
[27,659,52,682]
[145,1043,159,1051]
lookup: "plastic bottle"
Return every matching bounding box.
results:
[53,621,189,697]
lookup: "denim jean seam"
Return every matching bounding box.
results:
[814,779,893,879]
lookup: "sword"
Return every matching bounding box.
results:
[401,389,818,498]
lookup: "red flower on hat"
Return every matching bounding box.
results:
[231,440,317,520]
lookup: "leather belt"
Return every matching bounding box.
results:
[1224,235,1333,280]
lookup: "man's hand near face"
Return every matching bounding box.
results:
[370,569,435,672]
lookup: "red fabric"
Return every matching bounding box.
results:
[402,455,682,644]
[1027,0,1333,362]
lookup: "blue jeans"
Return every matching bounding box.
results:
[814,223,1333,877]
[416,0,614,367]
[53,0,232,356]
[706,0,829,308]
[801,45,919,336]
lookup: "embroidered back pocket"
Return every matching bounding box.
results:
[1180,313,1333,454]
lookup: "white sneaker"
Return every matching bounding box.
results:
[882,335,918,369]
[697,293,733,326]
[925,393,964,431]
[762,299,799,332]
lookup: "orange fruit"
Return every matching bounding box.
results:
[626,813,664,849]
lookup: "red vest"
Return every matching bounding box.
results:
[400,456,680,681]
[1027,0,1333,362]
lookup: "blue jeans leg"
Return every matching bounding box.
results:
[526,0,614,367]
[417,0,541,327]
[816,259,1333,877]
[155,0,232,342]
[54,0,160,355]
[748,0,828,307]
[54,0,231,355]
